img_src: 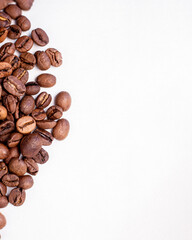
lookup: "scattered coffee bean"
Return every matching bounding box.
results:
[20,95,35,115]
[36,92,52,109]
[55,91,71,111]
[31,108,46,121]
[52,119,70,140]
[34,128,53,146]
[0,105,7,120]
[0,120,15,136]
[46,48,62,67]
[9,158,27,176]
[0,42,15,60]
[3,76,26,97]
[15,0,34,10]
[0,183,7,196]
[8,25,22,39]
[16,15,31,31]
[20,52,36,70]
[15,36,33,53]
[31,28,49,46]
[36,73,56,88]
[18,175,34,189]
[0,162,8,178]
[7,132,23,148]
[4,54,20,70]
[8,187,26,206]
[25,81,40,95]
[5,4,22,19]
[2,174,19,187]
[16,116,36,134]
[36,119,56,129]
[33,148,49,164]
[0,196,8,208]
[0,213,6,229]
[24,158,39,176]
[0,62,12,78]
[46,105,63,120]
[0,27,8,43]
[13,67,29,84]
[35,51,51,70]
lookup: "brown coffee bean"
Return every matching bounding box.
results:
[0,162,8,179]
[0,27,8,43]
[4,55,20,71]
[46,48,62,67]
[15,36,33,53]
[33,148,49,164]
[13,68,29,84]
[52,119,70,140]
[34,128,54,146]
[0,183,7,196]
[4,146,20,164]
[0,105,7,120]
[0,133,10,143]
[25,82,40,95]
[0,12,11,28]
[36,73,56,88]
[31,28,49,46]
[0,62,12,78]
[0,0,12,10]
[0,143,9,159]
[0,196,8,208]
[16,116,36,134]
[55,91,71,111]
[36,92,52,109]
[0,213,6,229]
[20,95,35,115]
[15,0,34,10]
[9,157,27,176]
[2,174,19,187]
[5,4,22,19]
[0,120,14,136]
[3,94,17,114]
[9,187,26,206]
[8,24,22,39]
[14,102,20,120]
[24,158,39,175]
[35,51,51,70]
[46,105,63,120]
[3,76,26,97]
[18,175,33,189]
[0,42,15,61]
[7,132,23,148]
[16,15,31,31]
[36,120,56,129]
[20,133,42,158]
[31,108,46,121]
[20,52,36,70]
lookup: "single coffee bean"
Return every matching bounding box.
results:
[0,12,11,28]
[0,62,12,78]
[31,28,49,46]
[3,94,17,114]
[0,213,6,229]
[16,15,31,31]
[52,119,70,140]
[24,158,39,175]
[15,36,33,53]
[33,148,49,164]
[46,105,63,120]
[14,102,20,120]
[36,92,52,109]
[4,146,19,164]
[20,52,36,70]
[0,27,8,43]
[0,133,10,143]
[0,196,8,208]
[3,76,26,97]
[0,42,15,61]
[18,175,33,189]
[7,132,23,148]
[0,120,14,136]
[20,133,42,158]
[15,0,34,10]
[0,183,7,196]
[34,128,54,146]
[36,120,56,129]
[20,95,35,115]
[56,91,72,112]
[16,116,36,134]
[4,55,20,71]
[36,73,56,88]
[9,157,27,176]
[5,4,22,19]
[8,24,22,39]
[2,174,19,187]
[46,48,62,67]
[0,144,9,160]
[31,108,46,121]
[13,68,29,84]
[25,82,40,95]
[35,51,51,70]
[9,188,26,206]
[0,162,8,179]
[0,105,7,120]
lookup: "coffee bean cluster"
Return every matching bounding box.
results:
[0,0,71,231]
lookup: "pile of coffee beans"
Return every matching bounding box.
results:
[0,0,71,232]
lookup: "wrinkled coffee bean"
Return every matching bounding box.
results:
[16,15,31,31]
[5,4,22,19]
[36,92,52,109]
[46,105,63,120]
[25,81,40,95]
[0,105,7,120]
[3,76,26,97]
[0,120,14,136]
[0,182,7,196]
[24,158,39,176]
[20,52,36,70]
[15,36,33,53]
[0,213,6,229]
[20,95,35,115]
[13,67,29,84]
[35,51,51,70]
[33,148,49,164]
[0,162,8,178]
[36,73,56,88]
[34,128,54,146]
[3,94,17,114]
[0,42,15,61]
[0,27,8,43]
[36,120,56,129]
[31,108,46,121]
[8,25,22,39]
[16,116,36,134]
[7,132,23,148]
[18,175,33,189]
[46,48,62,67]
[4,55,20,70]
[31,28,49,46]
[9,158,27,176]
[0,196,8,208]
[0,12,11,28]
[52,119,70,140]
[9,187,26,206]
[15,0,34,10]
[0,62,12,78]
[2,174,19,187]
[4,146,19,164]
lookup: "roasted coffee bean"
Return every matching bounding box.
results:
[52,119,70,140]
[4,55,20,71]
[36,73,56,88]
[0,213,6,229]
[0,12,11,28]
[3,94,17,114]
[9,157,27,176]
[0,133,10,143]
[25,82,40,95]
[31,28,49,46]
[34,128,54,146]
[24,158,39,175]
[13,68,29,84]
[20,95,35,115]
[18,175,33,189]
[9,188,26,206]
[2,174,19,187]
[46,48,62,67]
[15,0,34,10]
[5,4,22,19]
[33,148,49,164]
[0,42,15,61]
[7,132,23,148]
[8,25,22,39]
[3,76,26,97]
[0,196,8,208]
[6,112,14,122]
[36,92,52,109]
[0,162,8,179]
[0,120,14,136]
[0,0,12,10]
[0,27,8,43]
[46,105,63,120]
[4,146,19,164]
[16,15,31,31]
[20,133,42,158]
[35,51,51,70]
[0,105,7,120]
[31,108,46,121]
[0,62,12,78]
[36,120,56,129]
[15,36,33,53]
[0,182,7,196]
[16,116,36,134]
[14,102,19,120]
[20,52,36,70]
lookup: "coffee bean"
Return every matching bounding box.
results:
[4,55,21,71]
[31,108,46,121]
[0,12,11,28]
[0,213,6,229]
[0,162,8,179]
[14,102,20,120]
[0,196,8,208]
[7,132,23,148]
[52,119,70,140]
[35,51,51,70]
[36,73,56,88]
[13,68,29,84]
[0,183,7,196]
[15,36,33,53]
[46,48,62,67]
[46,105,63,120]
[0,0,11,10]
[36,92,52,109]
[9,158,27,176]
[3,76,26,97]
[0,105,7,120]
[0,62,12,78]
[16,15,31,31]
[0,42,15,61]
[25,82,40,95]
[8,25,22,39]
[0,27,8,43]
[4,146,19,164]
[0,133,10,143]
[9,188,26,206]
[20,52,36,70]
[24,158,39,175]
[18,175,33,189]
[2,174,19,187]
[33,148,49,164]
[5,4,22,19]
[36,120,56,129]
[31,28,49,46]
[15,0,34,10]
[16,116,36,134]
[3,94,17,114]
[20,95,35,115]
[34,128,54,146]
[0,120,14,136]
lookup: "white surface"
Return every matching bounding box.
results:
[2,0,192,239]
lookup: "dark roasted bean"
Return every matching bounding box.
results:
[3,76,26,97]
[20,52,36,70]
[33,148,49,164]
[0,120,14,136]
[8,25,22,39]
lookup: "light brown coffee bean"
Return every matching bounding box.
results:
[0,105,7,120]
[36,120,56,129]
[52,119,70,140]
[55,91,71,111]
[0,143,9,159]
[9,158,27,176]
[36,73,56,88]
[16,116,36,134]
[18,175,34,189]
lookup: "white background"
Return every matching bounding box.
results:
[2,0,192,239]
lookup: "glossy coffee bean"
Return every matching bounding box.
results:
[0,143,9,159]
[0,12,11,28]
[31,28,49,46]
[25,82,40,95]
[16,116,36,134]
[0,120,14,136]
[0,183,7,196]
[9,188,26,206]
[18,175,34,189]
[4,146,20,164]
[24,158,39,175]
[15,36,33,53]
[31,108,46,121]
[3,76,26,97]
[15,0,34,10]
[8,25,22,39]
[0,27,8,43]
[0,213,6,229]
[0,196,8,208]
[0,42,15,61]
[20,52,36,70]
[0,105,7,120]
[7,132,23,148]
[3,94,17,114]
[33,148,49,164]
[36,120,56,129]
[13,68,29,84]
[0,62,12,78]
[36,73,56,88]
[5,4,22,19]
[34,128,54,146]
[35,51,51,70]
[52,119,70,140]
[16,15,31,31]
[2,174,19,187]
[9,158,27,176]
[46,48,62,67]
[46,105,63,120]
[55,92,71,111]
[20,95,35,115]
[4,55,20,71]
[36,92,52,109]
[0,162,8,179]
